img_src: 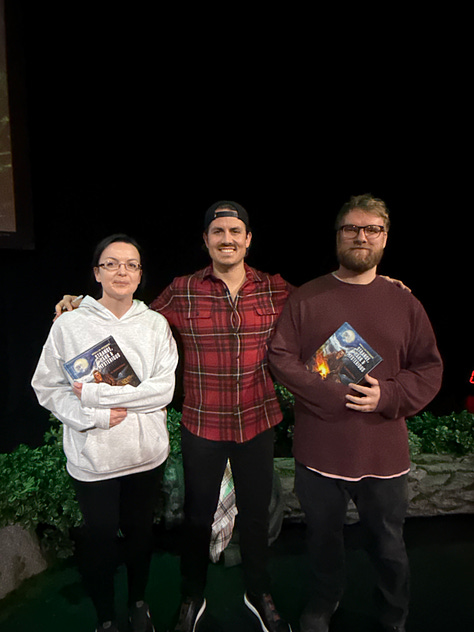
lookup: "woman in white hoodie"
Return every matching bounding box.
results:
[32,234,178,632]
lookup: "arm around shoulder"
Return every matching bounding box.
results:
[54,295,83,320]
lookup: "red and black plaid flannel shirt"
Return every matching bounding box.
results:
[150,265,292,443]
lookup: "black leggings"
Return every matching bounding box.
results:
[180,426,275,598]
[71,466,163,623]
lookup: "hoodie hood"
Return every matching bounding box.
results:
[78,295,150,322]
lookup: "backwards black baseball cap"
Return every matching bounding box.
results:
[203,201,250,231]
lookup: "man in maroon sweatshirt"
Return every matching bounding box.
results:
[268,194,443,632]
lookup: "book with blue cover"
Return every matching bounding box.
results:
[63,335,140,386]
[305,322,382,386]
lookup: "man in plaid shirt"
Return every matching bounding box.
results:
[150,201,293,632]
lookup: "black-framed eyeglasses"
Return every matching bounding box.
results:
[338,225,385,240]
[98,259,142,272]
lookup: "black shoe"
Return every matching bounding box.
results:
[172,597,206,632]
[96,622,119,632]
[382,627,406,632]
[128,601,155,632]
[244,592,292,632]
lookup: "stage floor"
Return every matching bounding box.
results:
[0,514,473,631]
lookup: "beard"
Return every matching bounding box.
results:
[337,245,384,273]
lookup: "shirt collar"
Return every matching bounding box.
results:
[200,263,262,284]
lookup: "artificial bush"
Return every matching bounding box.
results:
[1,404,474,559]
[166,407,182,456]
[0,417,82,557]
[406,410,474,457]
[273,383,296,456]
[0,409,184,558]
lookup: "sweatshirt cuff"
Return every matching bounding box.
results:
[91,407,110,429]
[375,382,396,419]
[81,382,100,408]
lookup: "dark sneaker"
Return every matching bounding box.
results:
[128,600,155,632]
[172,597,206,632]
[244,592,292,632]
[96,622,119,632]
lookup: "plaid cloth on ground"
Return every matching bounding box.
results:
[150,265,292,443]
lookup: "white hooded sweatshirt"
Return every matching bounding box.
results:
[32,296,178,482]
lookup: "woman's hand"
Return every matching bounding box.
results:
[72,382,83,399]
[109,408,128,427]
[73,382,127,427]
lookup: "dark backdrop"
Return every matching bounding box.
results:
[1,2,470,451]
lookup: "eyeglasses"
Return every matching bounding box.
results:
[338,225,385,240]
[98,259,142,272]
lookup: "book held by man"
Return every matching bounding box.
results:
[63,336,141,386]
[305,322,382,386]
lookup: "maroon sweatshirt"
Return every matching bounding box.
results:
[268,274,443,480]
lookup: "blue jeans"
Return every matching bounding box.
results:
[180,425,275,598]
[295,462,410,628]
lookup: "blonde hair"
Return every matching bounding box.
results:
[335,194,390,231]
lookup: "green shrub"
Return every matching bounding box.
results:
[0,409,185,558]
[407,430,423,458]
[167,407,182,456]
[0,417,82,557]
[406,410,474,456]
[1,405,473,559]
[273,383,295,456]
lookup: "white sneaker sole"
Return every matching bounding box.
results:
[192,598,206,632]
[244,593,292,632]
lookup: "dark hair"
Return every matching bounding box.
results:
[91,233,143,268]
[91,234,146,292]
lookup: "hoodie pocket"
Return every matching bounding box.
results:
[77,411,169,474]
